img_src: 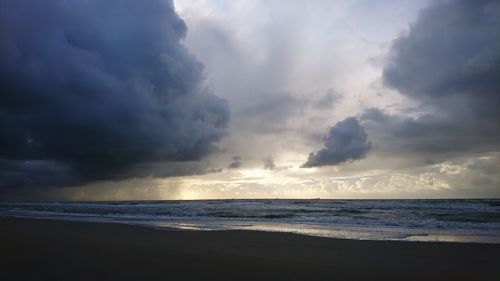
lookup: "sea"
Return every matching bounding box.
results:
[1,199,499,243]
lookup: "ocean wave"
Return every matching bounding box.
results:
[1,199,499,243]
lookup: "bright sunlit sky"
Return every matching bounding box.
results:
[1,0,499,200]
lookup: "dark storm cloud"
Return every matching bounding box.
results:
[379,0,500,155]
[228,156,242,169]
[0,159,77,189]
[302,117,371,167]
[121,161,223,179]
[384,0,500,114]
[0,0,229,189]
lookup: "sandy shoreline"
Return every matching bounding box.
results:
[1,217,499,280]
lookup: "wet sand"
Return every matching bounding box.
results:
[1,217,499,280]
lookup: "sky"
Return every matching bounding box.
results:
[0,0,499,200]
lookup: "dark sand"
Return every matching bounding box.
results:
[1,217,499,281]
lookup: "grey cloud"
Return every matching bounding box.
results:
[312,89,341,110]
[361,108,500,159]
[302,117,371,167]
[0,0,229,189]
[237,92,306,134]
[236,89,342,136]
[184,7,346,162]
[263,156,276,170]
[373,0,500,159]
[227,89,344,169]
[228,156,242,169]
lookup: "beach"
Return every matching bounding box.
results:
[1,217,499,280]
